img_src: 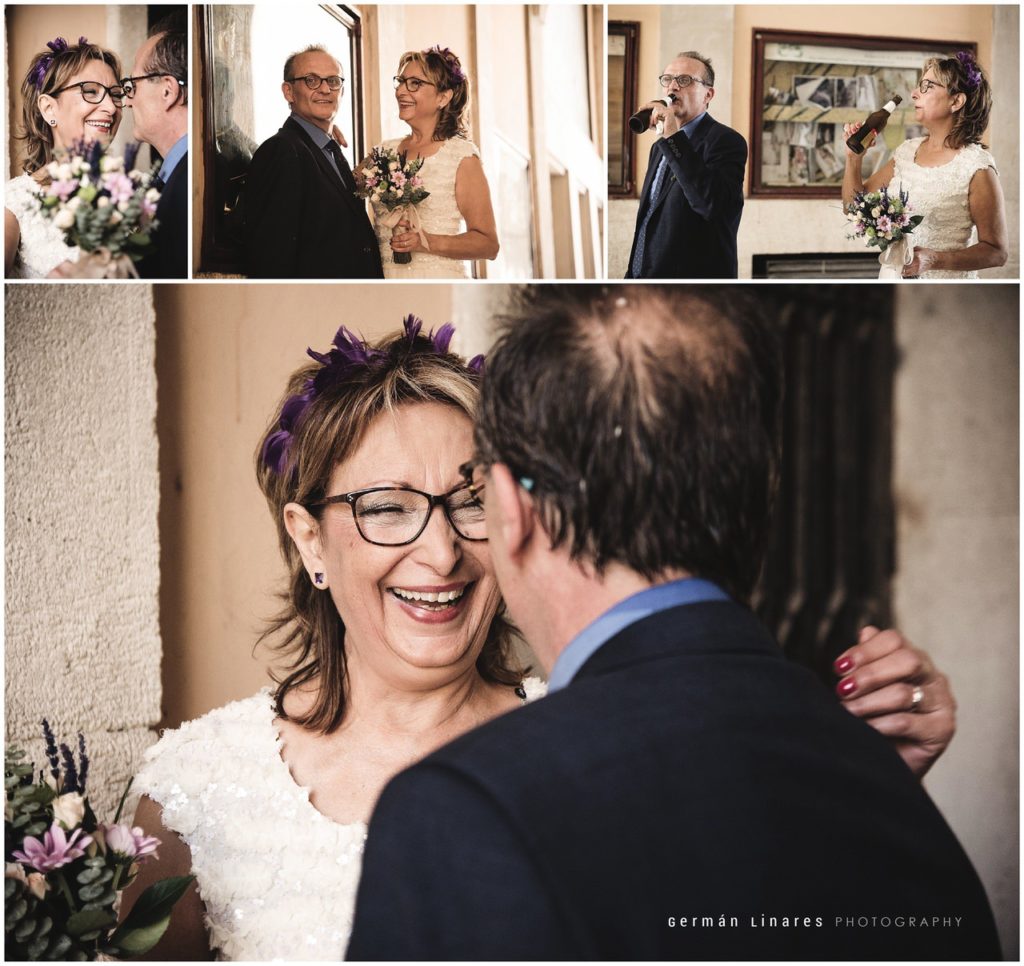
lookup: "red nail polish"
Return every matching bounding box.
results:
[837,677,857,697]
[834,656,854,675]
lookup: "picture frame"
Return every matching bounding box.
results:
[607,21,640,198]
[749,29,976,198]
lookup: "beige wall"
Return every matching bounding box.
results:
[5,5,150,178]
[5,284,160,820]
[153,283,517,727]
[893,288,1019,958]
[607,5,1016,280]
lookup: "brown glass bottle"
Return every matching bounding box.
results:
[846,95,902,155]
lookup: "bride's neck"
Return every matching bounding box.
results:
[403,121,437,149]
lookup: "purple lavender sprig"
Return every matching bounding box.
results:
[77,732,89,792]
[58,742,79,795]
[41,719,60,783]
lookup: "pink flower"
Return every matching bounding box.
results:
[101,171,135,205]
[102,823,160,862]
[410,176,423,187]
[12,822,93,872]
[51,179,79,202]
[392,171,407,188]
[876,215,892,233]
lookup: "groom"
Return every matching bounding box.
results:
[347,287,1000,959]
[242,44,382,279]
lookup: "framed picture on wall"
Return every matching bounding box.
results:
[750,30,976,198]
[607,21,639,198]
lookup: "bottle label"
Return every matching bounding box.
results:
[883,99,897,113]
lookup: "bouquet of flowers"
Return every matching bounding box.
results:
[356,147,430,264]
[845,186,922,252]
[5,721,193,960]
[35,139,160,278]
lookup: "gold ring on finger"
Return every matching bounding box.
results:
[910,686,924,712]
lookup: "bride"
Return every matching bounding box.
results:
[5,37,123,278]
[123,319,959,960]
[364,46,499,279]
[842,50,1007,279]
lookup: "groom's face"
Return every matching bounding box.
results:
[283,50,342,132]
[662,56,714,126]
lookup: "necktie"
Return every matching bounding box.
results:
[324,140,356,194]
[630,157,668,278]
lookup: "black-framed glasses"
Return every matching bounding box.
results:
[307,480,486,546]
[459,459,535,497]
[657,73,710,89]
[917,78,947,94]
[393,75,436,93]
[119,73,184,98]
[52,80,126,107]
[286,73,344,92]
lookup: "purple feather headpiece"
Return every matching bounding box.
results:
[954,50,982,92]
[427,45,466,86]
[261,314,485,476]
[29,36,88,90]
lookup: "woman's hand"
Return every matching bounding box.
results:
[389,219,431,255]
[842,122,864,158]
[45,259,77,279]
[833,626,955,779]
[5,208,21,276]
[330,125,348,149]
[902,247,941,277]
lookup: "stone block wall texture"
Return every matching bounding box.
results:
[894,288,1019,959]
[5,284,160,819]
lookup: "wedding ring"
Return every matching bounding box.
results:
[910,686,924,712]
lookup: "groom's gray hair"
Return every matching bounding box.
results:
[676,50,714,87]
[283,44,338,81]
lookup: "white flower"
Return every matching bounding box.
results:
[100,156,122,172]
[96,196,110,208]
[117,200,129,213]
[46,161,60,178]
[870,207,881,218]
[66,197,81,211]
[54,209,75,230]
[79,175,90,187]
[57,163,73,181]
[388,161,399,171]
[110,210,123,224]
[52,791,85,829]
[145,187,160,204]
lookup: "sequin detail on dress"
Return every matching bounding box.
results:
[369,137,480,279]
[5,175,81,278]
[134,678,547,960]
[891,137,998,279]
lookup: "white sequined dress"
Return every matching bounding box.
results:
[370,136,480,279]
[133,678,547,961]
[5,174,80,278]
[890,137,999,279]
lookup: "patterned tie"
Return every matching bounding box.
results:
[630,157,668,278]
[324,139,356,194]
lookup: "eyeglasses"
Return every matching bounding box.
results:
[52,80,126,107]
[286,73,344,92]
[119,73,184,99]
[307,480,486,546]
[916,79,947,94]
[393,75,436,93]
[658,74,710,89]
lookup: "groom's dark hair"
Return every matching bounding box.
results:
[146,9,188,107]
[474,286,783,602]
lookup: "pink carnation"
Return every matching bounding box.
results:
[876,215,892,233]
[102,823,161,862]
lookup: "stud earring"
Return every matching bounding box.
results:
[48,118,57,127]
[314,572,325,586]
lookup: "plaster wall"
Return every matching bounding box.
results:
[4,284,160,819]
[893,288,1019,958]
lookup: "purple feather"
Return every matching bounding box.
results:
[432,323,455,354]
[467,354,485,374]
[402,314,424,340]
[47,37,69,54]
[262,429,293,475]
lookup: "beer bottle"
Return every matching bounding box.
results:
[846,95,902,155]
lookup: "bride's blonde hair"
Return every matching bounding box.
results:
[398,48,470,142]
[922,54,991,150]
[19,40,121,174]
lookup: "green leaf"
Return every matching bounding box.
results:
[76,866,101,885]
[5,878,18,900]
[113,777,133,824]
[111,875,195,951]
[27,934,49,959]
[46,932,72,959]
[65,907,115,938]
[84,856,106,869]
[36,916,52,938]
[15,915,38,940]
[7,897,28,924]
[77,882,106,901]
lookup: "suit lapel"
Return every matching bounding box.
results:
[647,114,716,217]
[283,117,354,209]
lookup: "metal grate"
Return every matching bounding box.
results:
[750,287,896,682]
[753,253,883,279]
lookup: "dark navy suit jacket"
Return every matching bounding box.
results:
[626,114,747,279]
[136,152,187,279]
[242,117,382,279]
[347,600,999,960]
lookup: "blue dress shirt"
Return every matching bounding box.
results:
[547,577,730,692]
[158,134,188,183]
[289,112,344,181]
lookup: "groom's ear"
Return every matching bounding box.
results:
[283,502,329,590]
[488,462,535,561]
[282,80,295,107]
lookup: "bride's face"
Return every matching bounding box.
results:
[910,67,958,126]
[395,61,451,128]
[43,63,123,153]
[314,401,502,687]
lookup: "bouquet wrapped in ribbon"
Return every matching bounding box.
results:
[5,722,193,960]
[35,139,160,279]
[357,147,430,264]
[845,186,924,279]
